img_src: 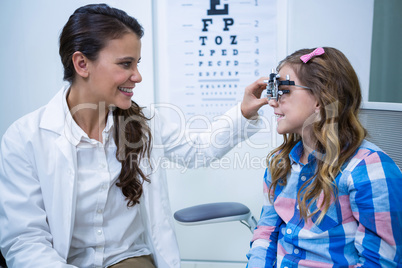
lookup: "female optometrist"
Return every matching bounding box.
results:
[0,4,268,268]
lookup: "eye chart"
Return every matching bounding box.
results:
[156,0,277,121]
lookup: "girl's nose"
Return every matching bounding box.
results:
[268,98,279,107]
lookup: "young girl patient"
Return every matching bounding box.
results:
[247,47,402,267]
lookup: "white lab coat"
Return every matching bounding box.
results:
[0,87,263,268]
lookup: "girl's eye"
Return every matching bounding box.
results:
[277,89,290,101]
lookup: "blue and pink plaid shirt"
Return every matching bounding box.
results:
[247,140,402,267]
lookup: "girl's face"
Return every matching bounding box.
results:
[86,32,142,110]
[269,64,319,137]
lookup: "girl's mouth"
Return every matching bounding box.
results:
[275,113,284,121]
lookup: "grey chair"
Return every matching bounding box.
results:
[174,202,257,233]
[360,107,402,169]
[0,251,6,268]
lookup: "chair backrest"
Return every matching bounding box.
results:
[359,108,402,169]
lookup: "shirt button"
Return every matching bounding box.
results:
[286,228,292,234]
[102,184,108,190]
[294,248,300,254]
[97,209,103,214]
[100,163,106,169]
[97,229,102,235]
[301,176,307,181]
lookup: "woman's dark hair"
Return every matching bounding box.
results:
[60,4,144,83]
[59,4,152,207]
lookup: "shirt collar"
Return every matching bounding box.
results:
[289,140,318,165]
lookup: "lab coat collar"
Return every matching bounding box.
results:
[39,85,70,136]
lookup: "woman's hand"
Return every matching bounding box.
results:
[240,77,269,119]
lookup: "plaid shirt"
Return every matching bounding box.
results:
[247,140,402,267]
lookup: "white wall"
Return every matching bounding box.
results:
[286,0,374,102]
[0,0,154,137]
[0,0,375,267]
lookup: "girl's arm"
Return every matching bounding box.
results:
[246,169,281,268]
[349,150,402,267]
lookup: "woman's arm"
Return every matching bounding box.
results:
[154,78,269,167]
[0,123,76,268]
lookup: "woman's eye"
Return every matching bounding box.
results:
[120,62,132,68]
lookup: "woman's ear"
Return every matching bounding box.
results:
[72,51,89,78]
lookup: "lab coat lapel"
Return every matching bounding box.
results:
[52,135,78,259]
[40,87,78,259]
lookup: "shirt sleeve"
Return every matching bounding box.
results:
[348,150,402,267]
[246,169,282,268]
[152,103,265,168]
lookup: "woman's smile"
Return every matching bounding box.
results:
[118,86,134,97]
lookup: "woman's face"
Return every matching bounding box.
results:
[268,64,319,137]
[86,32,142,110]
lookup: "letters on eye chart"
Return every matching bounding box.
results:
[161,0,277,121]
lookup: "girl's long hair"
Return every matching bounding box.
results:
[268,47,367,223]
[59,4,152,206]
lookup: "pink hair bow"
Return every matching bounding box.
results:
[300,47,325,63]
